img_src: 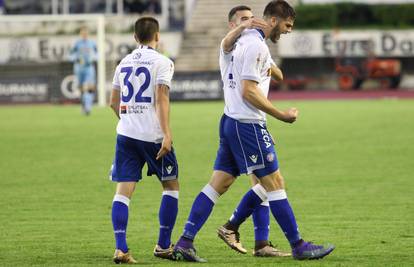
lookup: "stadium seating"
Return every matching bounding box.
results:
[175,0,280,71]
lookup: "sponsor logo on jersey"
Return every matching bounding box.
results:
[120,105,127,114]
[249,155,258,163]
[260,128,272,148]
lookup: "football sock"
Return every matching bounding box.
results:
[228,184,267,228]
[182,184,220,241]
[158,191,179,249]
[112,194,130,253]
[253,201,270,242]
[268,190,302,248]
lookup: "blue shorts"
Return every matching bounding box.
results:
[75,64,96,87]
[110,134,178,182]
[214,114,279,178]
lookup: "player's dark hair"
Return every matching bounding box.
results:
[263,0,296,20]
[134,17,159,43]
[228,5,251,21]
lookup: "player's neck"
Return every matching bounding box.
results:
[138,42,156,50]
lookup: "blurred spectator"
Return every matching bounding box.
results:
[124,0,161,14]
[0,0,4,14]
[146,0,161,14]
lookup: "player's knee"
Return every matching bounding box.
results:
[116,182,136,198]
[209,171,235,195]
[161,179,179,191]
[274,171,285,189]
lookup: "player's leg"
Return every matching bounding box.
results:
[153,179,179,259]
[143,142,180,260]
[110,135,144,264]
[112,182,137,264]
[217,118,273,254]
[174,170,236,262]
[249,174,290,257]
[259,170,335,260]
[82,66,96,115]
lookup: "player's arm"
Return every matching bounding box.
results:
[155,59,175,160]
[271,64,283,82]
[242,80,297,123]
[241,44,297,123]
[155,84,172,160]
[110,66,121,119]
[222,18,268,53]
[109,88,120,119]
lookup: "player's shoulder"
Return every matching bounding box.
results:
[153,51,174,67]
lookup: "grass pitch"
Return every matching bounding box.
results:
[0,99,413,266]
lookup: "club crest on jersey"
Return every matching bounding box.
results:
[120,105,127,114]
[166,165,173,174]
[133,52,142,60]
[249,155,258,163]
[266,152,275,162]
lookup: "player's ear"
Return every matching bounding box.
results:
[228,21,235,29]
[134,33,139,43]
[155,32,160,42]
[271,17,278,27]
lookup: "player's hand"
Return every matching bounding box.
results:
[280,108,299,123]
[242,18,268,31]
[156,135,172,160]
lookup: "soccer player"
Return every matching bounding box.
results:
[173,0,334,262]
[217,5,290,257]
[69,26,97,115]
[109,17,178,264]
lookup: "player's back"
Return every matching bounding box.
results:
[221,29,272,122]
[113,45,174,143]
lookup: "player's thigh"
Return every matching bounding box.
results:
[208,170,236,195]
[143,142,179,182]
[258,169,285,192]
[111,135,145,183]
[225,117,278,176]
[213,115,241,178]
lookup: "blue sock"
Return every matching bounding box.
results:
[268,190,301,247]
[229,185,266,226]
[182,184,219,240]
[158,191,179,249]
[252,202,270,241]
[112,194,130,253]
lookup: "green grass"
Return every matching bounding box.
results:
[0,100,413,266]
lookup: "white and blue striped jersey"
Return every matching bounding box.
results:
[220,29,273,122]
[112,45,174,143]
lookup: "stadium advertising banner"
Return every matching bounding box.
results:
[0,33,181,63]
[0,76,49,103]
[171,71,222,100]
[278,30,414,57]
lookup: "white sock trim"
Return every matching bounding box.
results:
[267,190,287,201]
[260,200,269,207]
[113,194,130,206]
[201,184,220,204]
[252,184,268,202]
[162,190,179,199]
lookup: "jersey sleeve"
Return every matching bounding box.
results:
[156,58,174,89]
[112,65,121,90]
[220,39,233,58]
[241,43,265,83]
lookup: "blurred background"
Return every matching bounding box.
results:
[1,0,414,105]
